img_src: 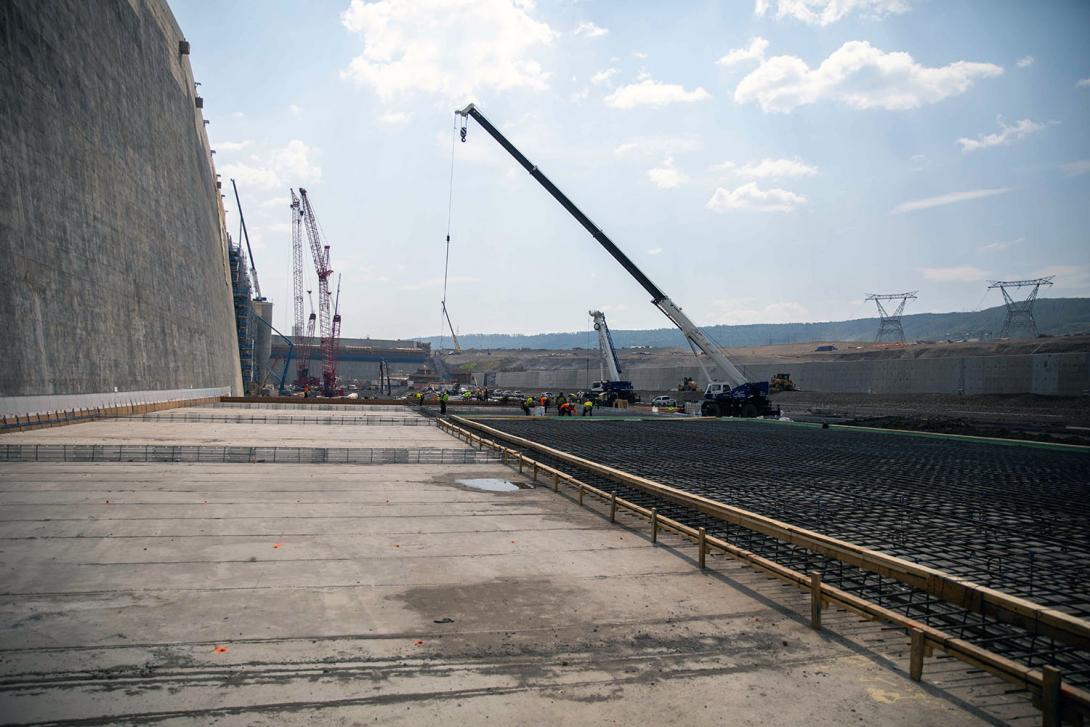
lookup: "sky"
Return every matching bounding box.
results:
[172,0,1090,340]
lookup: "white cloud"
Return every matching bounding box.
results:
[265,222,292,233]
[734,41,1002,113]
[647,248,663,255]
[1031,265,1090,291]
[716,157,818,178]
[920,265,990,282]
[891,186,1013,215]
[957,118,1048,153]
[289,104,302,116]
[1076,78,1090,89]
[632,51,648,59]
[706,182,806,213]
[712,297,811,324]
[591,68,618,86]
[1060,159,1090,177]
[717,37,768,67]
[647,158,687,189]
[379,110,413,124]
[604,78,711,109]
[261,196,291,208]
[1016,55,1034,69]
[219,140,322,191]
[573,21,608,38]
[979,237,1023,253]
[216,140,252,152]
[340,0,555,101]
[614,135,702,156]
[755,0,909,26]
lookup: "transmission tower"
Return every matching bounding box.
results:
[866,292,918,343]
[987,277,1054,338]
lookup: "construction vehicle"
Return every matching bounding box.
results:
[588,310,639,405]
[770,372,795,393]
[455,103,776,418]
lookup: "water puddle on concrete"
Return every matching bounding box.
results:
[456,478,521,492]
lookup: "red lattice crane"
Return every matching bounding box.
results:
[290,191,318,389]
[298,188,339,396]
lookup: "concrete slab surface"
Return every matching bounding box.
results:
[0,459,1017,725]
[0,416,451,448]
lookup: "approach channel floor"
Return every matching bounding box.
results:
[0,405,1038,724]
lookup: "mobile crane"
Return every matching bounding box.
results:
[588,310,639,405]
[455,103,776,418]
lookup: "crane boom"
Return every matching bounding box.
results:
[231,179,262,299]
[298,188,338,395]
[290,190,305,338]
[455,103,748,389]
[589,310,623,382]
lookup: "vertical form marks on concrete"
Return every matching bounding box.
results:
[0,0,241,399]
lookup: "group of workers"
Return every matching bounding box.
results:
[415,390,452,414]
[416,388,596,417]
[520,392,593,417]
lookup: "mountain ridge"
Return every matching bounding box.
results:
[415,298,1090,350]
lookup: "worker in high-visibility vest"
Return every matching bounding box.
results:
[582,398,594,417]
[439,390,449,415]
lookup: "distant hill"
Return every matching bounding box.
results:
[417,298,1090,350]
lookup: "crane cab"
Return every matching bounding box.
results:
[701,381,777,418]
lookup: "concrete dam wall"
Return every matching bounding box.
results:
[494,352,1090,397]
[0,0,242,417]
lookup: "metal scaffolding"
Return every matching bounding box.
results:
[988,277,1054,339]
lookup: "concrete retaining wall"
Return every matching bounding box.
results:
[0,0,242,415]
[494,352,1090,396]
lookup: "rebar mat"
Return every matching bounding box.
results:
[475,417,1090,688]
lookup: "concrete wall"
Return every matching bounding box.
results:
[494,352,1090,396]
[251,300,273,388]
[0,0,242,415]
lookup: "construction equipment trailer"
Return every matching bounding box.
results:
[455,103,776,417]
[588,310,639,405]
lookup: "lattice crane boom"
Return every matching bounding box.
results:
[290,190,305,338]
[297,188,338,395]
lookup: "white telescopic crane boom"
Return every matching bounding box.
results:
[456,103,748,389]
[589,310,623,382]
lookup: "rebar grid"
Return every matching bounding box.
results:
[475,417,1090,687]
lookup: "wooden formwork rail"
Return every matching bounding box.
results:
[437,416,1090,724]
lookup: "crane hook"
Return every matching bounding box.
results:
[459,118,468,142]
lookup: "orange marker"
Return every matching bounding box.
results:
[213,646,229,653]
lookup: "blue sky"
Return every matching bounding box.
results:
[172,0,1090,340]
